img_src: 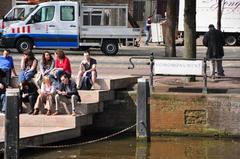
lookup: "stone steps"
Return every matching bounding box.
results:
[3,76,139,128]
[95,76,139,90]
[0,114,93,128]
[78,90,114,103]
[0,126,82,148]
[10,75,139,90]
[0,76,139,150]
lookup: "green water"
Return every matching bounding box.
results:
[20,136,240,159]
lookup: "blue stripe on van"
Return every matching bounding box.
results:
[3,33,79,47]
[35,42,78,48]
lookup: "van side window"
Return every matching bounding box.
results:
[33,6,55,23]
[61,6,75,21]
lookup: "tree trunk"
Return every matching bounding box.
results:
[217,0,222,30]
[165,0,177,57]
[183,0,196,81]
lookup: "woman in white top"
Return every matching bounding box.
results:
[33,76,55,115]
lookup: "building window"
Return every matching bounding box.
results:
[133,0,145,21]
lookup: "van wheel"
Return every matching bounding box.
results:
[101,40,119,55]
[225,35,237,46]
[16,38,33,53]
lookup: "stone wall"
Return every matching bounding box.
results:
[89,91,240,137]
[87,91,137,132]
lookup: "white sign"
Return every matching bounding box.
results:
[151,23,163,42]
[154,59,203,75]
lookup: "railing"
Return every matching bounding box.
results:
[128,53,240,94]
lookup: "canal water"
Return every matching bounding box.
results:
[20,135,240,159]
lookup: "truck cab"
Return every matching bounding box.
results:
[0,5,36,35]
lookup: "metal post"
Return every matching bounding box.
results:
[202,58,208,94]
[149,53,154,90]
[5,89,20,159]
[137,78,150,142]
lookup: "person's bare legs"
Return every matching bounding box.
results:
[77,63,85,88]
[76,70,84,88]
[91,70,97,84]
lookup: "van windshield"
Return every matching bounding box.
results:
[5,7,25,21]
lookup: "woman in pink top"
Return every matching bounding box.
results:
[33,76,55,115]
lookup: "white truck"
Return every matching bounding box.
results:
[0,4,36,35]
[0,1,141,55]
[178,0,240,46]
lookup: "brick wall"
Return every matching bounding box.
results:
[0,0,12,18]
[89,91,240,137]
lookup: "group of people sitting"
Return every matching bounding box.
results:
[0,49,97,116]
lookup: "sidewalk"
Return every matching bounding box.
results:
[152,71,240,94]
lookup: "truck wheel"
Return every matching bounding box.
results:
[101,40,119,55]
[16,38,33,53]
[225,35,237,46]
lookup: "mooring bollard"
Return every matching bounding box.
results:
[5,89,20,159]
[149,53,154,89]
[137,78,150,142]
[202,57,208,94]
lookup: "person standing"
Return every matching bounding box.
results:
[144,16,152,46]
[0,49,18,86]
[203,24,225,78]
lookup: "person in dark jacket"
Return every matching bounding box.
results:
[203,24,225,78]
[20,81,38,114]
[144,16,152,46]
[0,70,7,114]
[53,73,81,116]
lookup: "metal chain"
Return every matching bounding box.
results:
[23,123,137,149]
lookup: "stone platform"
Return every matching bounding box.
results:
[0,75,139,151]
